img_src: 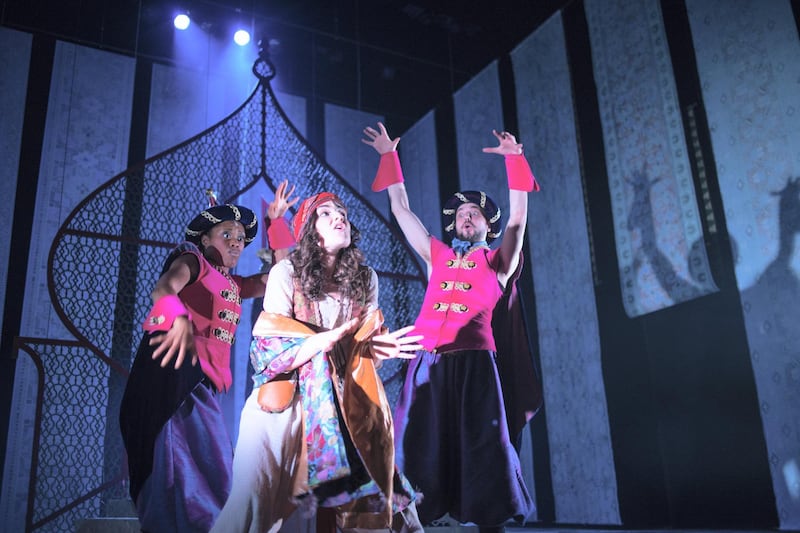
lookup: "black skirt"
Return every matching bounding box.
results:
[119,332,205,501]
[393,348,533,526]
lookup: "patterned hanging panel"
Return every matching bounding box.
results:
[686,0,800,527]
[585,0,718,317]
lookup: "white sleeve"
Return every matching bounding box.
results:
[365,267,379,314]
[262,259,295,316]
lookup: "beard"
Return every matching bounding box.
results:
[455,227,486,242]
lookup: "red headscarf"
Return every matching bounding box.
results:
[291,192,341,241]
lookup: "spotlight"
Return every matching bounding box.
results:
[174,13,190,30]
[233,29,251,46]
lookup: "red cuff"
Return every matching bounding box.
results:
[371,151,405,192]
[266,217,295,249]
[143,295,191,332]
[505,154,540,192]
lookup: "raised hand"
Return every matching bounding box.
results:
[267,180,300,220]
[371,325,424,360]
[482,129,523,156]
[362,122,400,155]
[149,315,198,369]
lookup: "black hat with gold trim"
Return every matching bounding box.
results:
[443,190,502,243]
[185,189,258,247]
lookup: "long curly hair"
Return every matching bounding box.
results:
[289,208,371,304]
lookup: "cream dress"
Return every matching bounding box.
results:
[209,259,377,533]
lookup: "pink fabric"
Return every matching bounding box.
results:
[413,238,503,352]
[178,249,242,391]
[142,294,191,333]
[505,153,540,192]
[371,151,404,192]
[267,216,296,249]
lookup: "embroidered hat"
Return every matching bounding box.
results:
[443,190,502,243]
[292,191,342,241]
[185,189,258,247]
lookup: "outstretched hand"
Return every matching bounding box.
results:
[149,315,198,369]
[305,317,361,357]
[482,129,523,156]
[267,180,300,220]
[362,122,400,155]
[371,325,424,360]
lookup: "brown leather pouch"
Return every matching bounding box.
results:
[257,371,297,412]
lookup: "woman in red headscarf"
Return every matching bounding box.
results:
[211,192,423,533]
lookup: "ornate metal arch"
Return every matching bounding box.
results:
[22,47,425,532]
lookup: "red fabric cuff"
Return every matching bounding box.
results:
[266,217,296,249]
[371,151,405,192]
[505,154,540,192]
[143,295,191,332]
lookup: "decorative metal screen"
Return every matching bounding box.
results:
[21,49,426,532]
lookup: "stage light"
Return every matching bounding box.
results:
[233,29,251,46]
[174,13,190,30]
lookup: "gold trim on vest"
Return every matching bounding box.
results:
[440,281,472,291]
[446,258,477,269]
[432,302,469,313]
[217,309,241,324]
[213,327,235,344]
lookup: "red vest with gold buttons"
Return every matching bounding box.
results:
[179,247,242,391]
[414,237,502,353]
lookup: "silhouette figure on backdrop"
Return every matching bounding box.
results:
[625,164,706,305]
[737,176,800,511]
[757,176,800,288]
